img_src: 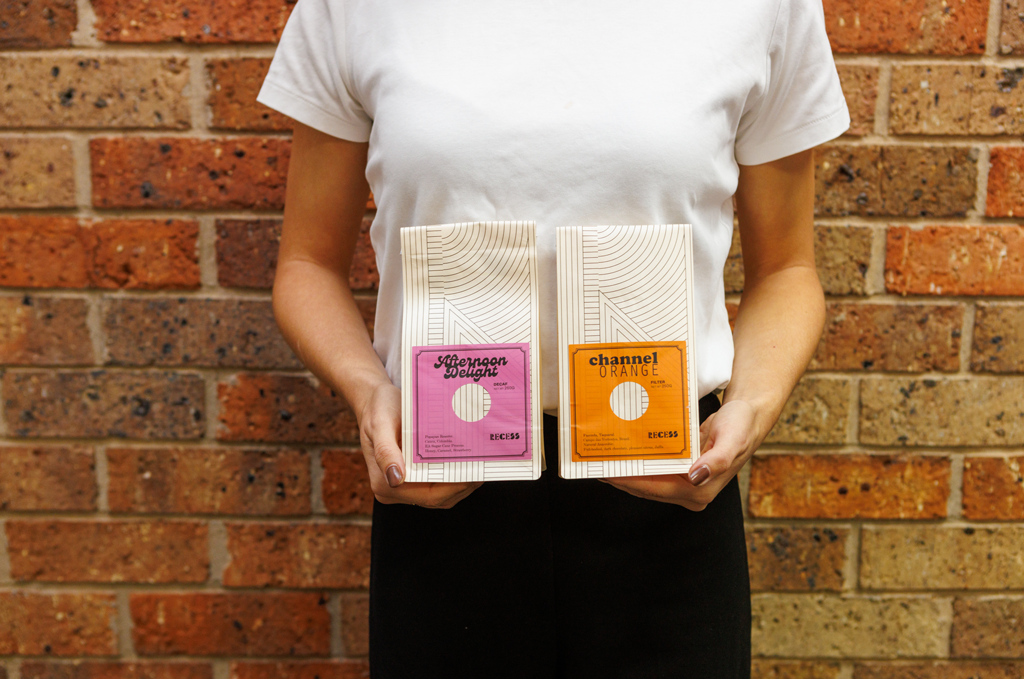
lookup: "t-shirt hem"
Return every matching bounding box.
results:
[256,79,372,142]
[735,104,850,166]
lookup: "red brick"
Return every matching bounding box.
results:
[321,450,372,515]
[747,527,847,592]
[952,597,1024,658]
[764,377,850,445]
[107,448,311,516]
[224,523,371,589]
[0,446,96,511]
[748,454,950,519]
[131,593,330,657]
[1003,0,1024,54]
[0,137,75,208]
[823,0,988,55]
[6,520,208,583]
[103,298,298,368]
[971,303,1024,372]
[860,377,1024,446]
[217,374,359,444]
[837,64,878,136]
[854,662,1024,679]
[3,370,205,439]
[93,0,294,43]
[0,216,199,290]
[0,56,190,129]
[0,592,117,656]
[230,662,370,679]
[216,217,379,291]
[963,456,1024,520]
[207,59,290,131]
[0,0,76,48]
[340,593,368,657]
[90,137,289,210]
[815,145,977,218]
[886,226,1024,296]
[752,662,841,679]
[987,147,1024,218]
[0,295,92,365]
[810,302,961,372]
[21,662,213,679]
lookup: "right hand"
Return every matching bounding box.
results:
[359,381,482,509]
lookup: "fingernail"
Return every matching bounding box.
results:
[689,465,710,487]
[385,464,403,488]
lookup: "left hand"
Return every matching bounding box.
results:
[602,399,760,511]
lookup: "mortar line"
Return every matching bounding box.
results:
[7,660,21,679]
[959,303,977,374]
[188,45,210,133]
[975,143,993,219]
[95,445,110,513]
[874,59,893,138]
[86,293,106,366]
[0,519,11,584]
[311,449,327,515]
[843,522,860,593]
[213,661,230,679]
[329,592,344,657]
[837,662,855,679]
[198,214,220,289]
[846,376,860,446]
[208,519,229,587]
[948,454,966,520]
[71,0,100,47]
[867,224,888,295]
[115,590,137,658]
[204,370,221,441]
[988,0,1006,57]
[70,133,96,217]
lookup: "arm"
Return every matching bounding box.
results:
[273,121,481,508]
[605,148,825,510]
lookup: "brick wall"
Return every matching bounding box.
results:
[0,0,1022,677]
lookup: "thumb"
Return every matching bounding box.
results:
[369,429,405,488]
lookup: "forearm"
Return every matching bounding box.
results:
[724,264,825,443]
[272,258,390,421]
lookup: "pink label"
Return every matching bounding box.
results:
[411,343,531,463]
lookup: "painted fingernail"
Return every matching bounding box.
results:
[385,464,403,488]
[689,465,710,487]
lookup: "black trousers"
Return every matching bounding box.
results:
[370,394,751,678]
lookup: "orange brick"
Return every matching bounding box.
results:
[90,137,289,210]
[0,137,75,208]
[1003,0,1024,54]
[823,0,988,55]
[217,374,359,444]
[92,0,294,43]
[230,662,370,679]
[963,456,1024,520]
[837,64,878,136]
[748,454,949,519]
[952,597,1024,658]
[886,226,1024,296]
[0,0,76,48]
[763,377,850,445]
[752,661,841,679]
[107,448,311,516]
[131,593,330,657]
[890,65,1024,135]
[854,662,1024,679]
[747,527,847,592]
[321,450,373,516]
[971,303,1024,373]
[224,523,371,589]
[987,147,1024,218]
[340,593,368,657]
[0,446,96,511]
[207,58,290,131]
[809,302,962,372]
[6,520,208,583]
[0,295,92,365]
[21,663,213,679]
[0,592,116,656]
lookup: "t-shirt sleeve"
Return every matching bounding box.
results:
[256,0,372,142]
[734,0,849,166]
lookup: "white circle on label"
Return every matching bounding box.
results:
[452,383,491,422]
[609,381,649,421]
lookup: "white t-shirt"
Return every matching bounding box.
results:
[257,0,850,412]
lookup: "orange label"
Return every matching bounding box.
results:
[568,341,691,462]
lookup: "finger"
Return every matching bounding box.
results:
[688,427,745,487]
[376,481,481,508]
[604,477,708,511]
[367,433,405,489]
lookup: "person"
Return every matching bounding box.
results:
[257,0,849,676]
